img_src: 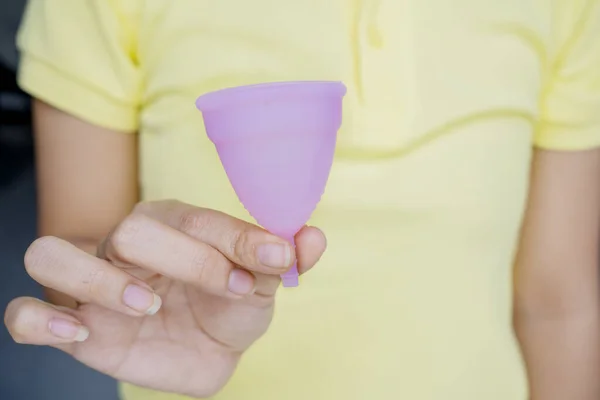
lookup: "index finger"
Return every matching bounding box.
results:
[134,201,295,273]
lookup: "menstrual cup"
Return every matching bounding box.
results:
[196,81,346,287]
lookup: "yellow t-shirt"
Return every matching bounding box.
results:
[17,0,600,399]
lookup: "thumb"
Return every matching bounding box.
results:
[294,226,327,275]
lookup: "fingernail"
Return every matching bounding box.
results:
[48,319,89,342]
[228,269,256,295]
[257,243,291,269]
[123,284,162,315]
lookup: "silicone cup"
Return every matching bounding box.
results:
[196,81,346,287]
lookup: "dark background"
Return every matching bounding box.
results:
[0,1,118,399]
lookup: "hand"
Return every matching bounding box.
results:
[3,200,326,397]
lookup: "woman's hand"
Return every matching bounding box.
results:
[4,200,326,398]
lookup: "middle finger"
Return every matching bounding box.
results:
[25,237,162,316]
[100,214,257,297]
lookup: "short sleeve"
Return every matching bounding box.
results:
[536,0,600,150]
[17,0,142,132]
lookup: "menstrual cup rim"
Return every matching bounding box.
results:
[195,80,346,112]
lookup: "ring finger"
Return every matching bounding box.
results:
[25,237,162,317]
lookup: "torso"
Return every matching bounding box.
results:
[124,1,552,398]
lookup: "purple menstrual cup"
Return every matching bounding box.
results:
[196,81,346,287]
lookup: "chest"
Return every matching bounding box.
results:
[136,0,544,227]
[139,0,548,139]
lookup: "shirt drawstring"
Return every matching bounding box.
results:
[366,0,384,49]
[352,0,383,102]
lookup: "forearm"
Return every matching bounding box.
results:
[515,296,600,399]
[513,149,600,399]
[32,100,137,307]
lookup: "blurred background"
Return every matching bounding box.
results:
[0,1,118,399]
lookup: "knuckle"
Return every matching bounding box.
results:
[109,214,146,260]
[84,267,108,298]
[193,250,221,288]
[191,249,211,278]
[179,209,212,235]
[24,236,60,278]
[229,227,254,264]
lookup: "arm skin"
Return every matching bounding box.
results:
[32,100,138,307]
[514,148,600,400]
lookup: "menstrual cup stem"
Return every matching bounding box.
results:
[281,235,299,287]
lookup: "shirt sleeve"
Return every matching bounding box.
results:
[536,0,600,150]
[17,0,142,132]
